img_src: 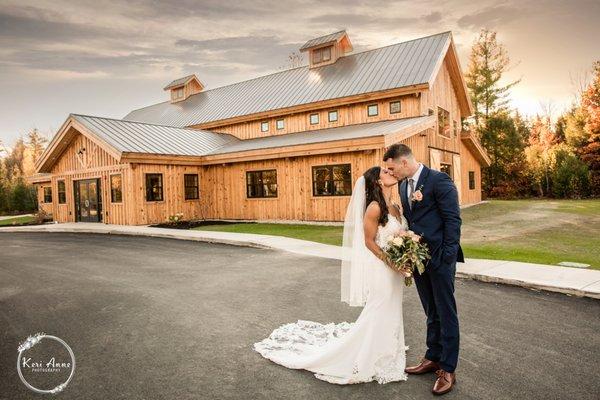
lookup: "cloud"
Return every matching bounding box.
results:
[457,6,523,29]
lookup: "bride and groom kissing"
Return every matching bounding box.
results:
[254,143,463,396]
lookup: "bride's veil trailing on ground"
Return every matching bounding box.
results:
[340,175,371,307]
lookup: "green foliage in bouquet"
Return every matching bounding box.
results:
[384,232,431,286]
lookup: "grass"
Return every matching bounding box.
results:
[192,199,600,269]
[194,222,344,246]
[0,215,36,226]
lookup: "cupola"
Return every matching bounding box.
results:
[164,74,204,103]
[300,30,353,68]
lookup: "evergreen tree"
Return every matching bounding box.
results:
[465,29,520,127]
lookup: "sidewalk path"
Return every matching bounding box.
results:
[2,222,599,299]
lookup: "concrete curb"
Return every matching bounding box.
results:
[1,223,599,300]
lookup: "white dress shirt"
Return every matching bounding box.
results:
[406,163,424,200]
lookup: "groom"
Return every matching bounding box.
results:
[384,144,463,396]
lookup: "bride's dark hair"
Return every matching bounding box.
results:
[363,166,389,226]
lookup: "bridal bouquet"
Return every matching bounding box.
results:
[383,231,430,286]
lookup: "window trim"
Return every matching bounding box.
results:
[309,113,319,125]
[311,164,353,197]
[184,173,200,200]
[260,121,269,132]
[367,104,379,117]
[110,173,123,203]
[328,110,338,123]
[145,173,164,202]
[43,186,52,203]
[389,100,401,114]
[57,180,66,204]
[276,119,285,130]
[469,171,476,190]
[246,169,278,199]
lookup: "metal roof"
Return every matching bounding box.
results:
[163,75,197,90]
[124,32,451,128]
[300,30,347,51]
[72,114,238,156]
[208,116,434,155]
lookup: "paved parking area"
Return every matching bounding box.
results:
[1,233,599,399]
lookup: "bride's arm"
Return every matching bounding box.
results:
[363,202,395,271]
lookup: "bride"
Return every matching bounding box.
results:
[253,166,412,385]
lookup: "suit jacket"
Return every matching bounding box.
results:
[399,165,464,268]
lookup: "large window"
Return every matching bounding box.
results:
[110,174,123,203]
[145,173,163,202]
[57,180,66,204]
[328,110,338,122]
[312,164,352,196]
[309,113,319,125]
[246,170,277,198]
[469,171,476,190]
[260,121,269,132]
[438,107,451,138]
[312,46,332,64]
[390,101,401,114]
[43,186,52,203]
[184,174,199,200]
[367,104,378,117]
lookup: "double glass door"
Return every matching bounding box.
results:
[74,179,102,222]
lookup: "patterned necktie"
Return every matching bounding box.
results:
[408,178,415,209]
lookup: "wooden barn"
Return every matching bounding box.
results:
[31,31,490,225]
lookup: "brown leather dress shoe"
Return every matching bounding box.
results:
[404,358,440,374]
[432,369,456,395]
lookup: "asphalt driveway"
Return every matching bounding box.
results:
[0,233,598,400]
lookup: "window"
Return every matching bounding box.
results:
[260,121,269,132]
[312,164,352,196]
[367,104,378,117]
[246,170,278,198]
[184,174,199,200]
[453,120,459,137]
[312,46,332,64]
[437,107,451,138]
[43,186,52,203]
[310,113,319,125]
[173,87,184,99]
[145,173,163,202]
[440,163,453,181]
[57,180,66,204]
[390,101,401,114]
[469,171,476,190]
[276,119,285,130]
[328,110,338,122]
[110,174,123,203]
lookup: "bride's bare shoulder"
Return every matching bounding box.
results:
[365,201,381,220]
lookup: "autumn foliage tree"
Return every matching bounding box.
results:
[579,61,600,195]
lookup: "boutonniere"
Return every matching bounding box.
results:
[411,184,424,202]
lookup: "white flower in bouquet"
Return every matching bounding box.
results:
[392,236,404,246]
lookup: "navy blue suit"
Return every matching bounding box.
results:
[399,165,463,373]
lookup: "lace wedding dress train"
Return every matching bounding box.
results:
[253,214,409,385]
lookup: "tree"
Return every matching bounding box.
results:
[27,128,48,164]
[479,112,529,197]
[4,137,26,181]
[465,29,520,127]
[525,116,559,196]
[579,61,600,195]
[552,146,590,198]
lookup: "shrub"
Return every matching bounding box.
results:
[552,149,591,198]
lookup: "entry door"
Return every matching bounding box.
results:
[74,179,102,222]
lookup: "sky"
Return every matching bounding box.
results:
[0,0,598,148]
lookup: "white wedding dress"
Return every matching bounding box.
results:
[253,208,409,385]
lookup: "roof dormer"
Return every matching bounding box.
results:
[300,30,353,68]
[164,74,204,103]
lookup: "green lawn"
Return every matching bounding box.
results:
[0,215,36,226]
[193,200,600,269]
